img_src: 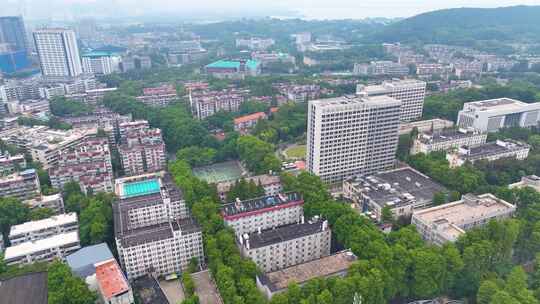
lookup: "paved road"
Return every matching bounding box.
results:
[192,270,223,304]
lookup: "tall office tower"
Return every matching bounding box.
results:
[306,95,401,183]
[0,16,28,52]
[33,29,83,81]
[356,79,426,122]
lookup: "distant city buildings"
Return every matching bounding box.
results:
[33,28,83,81]
[356,79,427,122]
[509,175,540,192]
[234,112,267,133]
[0,16,30,73]
[0,152,26,175]
[343,166,447,221]
[457,98,540,132]
[446,140,530,168]
[205,59,261,79]
[121,55,152,72]
[236,37,275,50]
[136,84,178,107]
[239,217,331,273]
[189,87,249,119]
[353,61,409,77]
[398,118,455,135]
[251,52,296,68]
[411,128,487,155]
[0,168,40,200]
[273,83,325,103]
[81,51,122,75]
[412,193,516,245]
[307,95,401,183]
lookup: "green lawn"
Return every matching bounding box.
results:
[284,145,306,159]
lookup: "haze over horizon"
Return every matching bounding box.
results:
[2,0,540,21]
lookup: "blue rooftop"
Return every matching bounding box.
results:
[206,59,260,71]
[66,243,114,278]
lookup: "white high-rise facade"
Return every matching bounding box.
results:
[307,95,401,183]
[33,29,83,80]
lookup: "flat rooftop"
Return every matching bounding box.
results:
[0,272,48,304]
[310,94,400,109]
[259,250,357,292]
[132,275,169,304]
[4,231,80,259]
[419,129,485,144]
[246,219,326,249]
[221,192,302,219]
[464,98,528,111]
[460,140,529,158]
[413,193,516,229]
[95,259,130,300]
[9,212,78,237]
[66,243,114,278]
[347,167,446,208]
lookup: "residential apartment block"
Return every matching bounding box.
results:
[8,213,78,245]
[0,152,26,175]
[273,83,323,103]
[113,172,202,279]
[256,250,357,299]
[216,174,283,202]
[4,231,81,266]
[343,167,446,221]
[189,88,249,119]
[49,136,114,194]
[136,84,178,107]
[411,129,487,155]
[0,168,40,200]
[446,140,530,168]
[118,121,166,176]
[236,37,275,50]
[24,193,65,214]
[33,28,83,81]
[457,98,540,132]
[239,217,331,273]
[307,95,401,183]
[412,193,516,245]
[233,112,267,133]
[356,79,427,122]
[221,192,303,237]
[353,61,409,77]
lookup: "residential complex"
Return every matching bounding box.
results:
[136,84,178,107]
[205,59,261,79]
[81,51,121,75]
[33,28,83,81]
[221,192,303,237]
[446,140,530,168]
[457,98,540,132]
[353,61,409,77]
[356,79,427,122]
[251,52,296,67]
[256,250,357,299]
[411,129,487,155]
[8,213,79,245]
[399,118,454,135]
[113,172,203,279]
[412,193,516,245]
[239,217,331,272]
[0,168,41,200]
[274,83,323,103]
[306,95,401,183]
[234,112,267,133]
[189,88,249,119]
[0,152,26,175]
[343,167,447,221]
[216,174,283,202]
[118,121,166,176]
[24,193,65,214]
[4,231,81,266]
[49,136,114,194]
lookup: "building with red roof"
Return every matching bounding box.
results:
[233,112,267,133]
[95,259,134,304]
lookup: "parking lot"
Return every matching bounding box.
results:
[192,270,222,304]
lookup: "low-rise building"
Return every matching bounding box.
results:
[4,231,81,266]
[411,129,487,155]
[216,174,283,202]
[353,61,409,77]
[0,152,26,175]
[205,59,261,79]
[8,213,78,245]
[256,250,357,299]
[399,119,454,135]
[446,140,530,168]
[234,112,267,133]
[239,217,331,273]
[343,167,447,221]
[412,193,516,245]
[509,175,540,192]
[118,122,166,176]
[0,168,40,200]
[24,193,64,214]
[274,83,323,103]
[136,84,178,107]
[189,88,249,119]
[251,52,296,67]
[221,192,302,237]
[416,63,452,79]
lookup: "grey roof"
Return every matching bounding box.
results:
[66,243,114,278]
[0,272,48,304]
[247,220,326,249]
[461,140,529,159]
[132,275,169,304]
[221,192,302,217]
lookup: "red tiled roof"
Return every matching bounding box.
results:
[95,260,130,300]
[234,112,267,125]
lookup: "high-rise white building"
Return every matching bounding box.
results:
[33,28,83,80]
[307,95,401,183]
[356,79,426,122]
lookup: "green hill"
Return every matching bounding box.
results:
[371,6,540,45]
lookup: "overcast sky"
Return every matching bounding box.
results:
[3,0,540,20]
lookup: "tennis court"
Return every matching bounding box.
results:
[123,179,161,198]
[192,161,244,184]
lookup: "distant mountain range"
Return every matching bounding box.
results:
[371,5,540,44]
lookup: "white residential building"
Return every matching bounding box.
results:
[356,79,427,122]
[4,231,81,266]
[81,51,121,75]
[221,192,303,237]
[509,175,540,192]
[307,95,401,183]
[457,98,540,132]
[9,213,79,245]
[0,168,41,200]
[239,218,331,273]
[446,140,530,168]
[411,129,487,155]
[24,193,65,214]
[33,28,83,80]
[412,193,516,245]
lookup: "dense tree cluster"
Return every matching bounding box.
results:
[49,97,94,117]
[236,135,281,174]
[48,260,97,304]
[225,178,265,202]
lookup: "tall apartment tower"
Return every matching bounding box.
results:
[33,28,83,81]
[356,79,426,122]
[0,16,28,53]
[306,95,401,183]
